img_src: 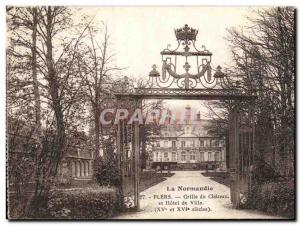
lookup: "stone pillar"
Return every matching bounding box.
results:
[85,161,89,176]
[76,161,80,177]
[89,161,92,177]
[80,161,85,177]
[71,161,76,177]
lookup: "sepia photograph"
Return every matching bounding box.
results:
[5,5,295,220]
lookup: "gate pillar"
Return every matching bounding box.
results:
[229,106,240,208]
[116,98,122,170]
[133,98,141,210]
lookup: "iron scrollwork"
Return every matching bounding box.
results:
[142,24,241,91]
[114,24,255,99]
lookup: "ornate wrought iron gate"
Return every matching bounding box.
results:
[114,24,256,210]
[228,106,255,208]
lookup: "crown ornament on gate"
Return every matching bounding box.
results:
[175,24,198,41]
[175,24,198,52]
[143,24,239,91]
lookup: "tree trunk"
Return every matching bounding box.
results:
[94,105,101,159]
[31,8,42,137]
[26,7,43,216]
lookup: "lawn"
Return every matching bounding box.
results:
[201,171,230,187]
[122,171,174,196]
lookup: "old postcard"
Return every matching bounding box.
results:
[6,6,295,220]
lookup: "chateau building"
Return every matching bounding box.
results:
[56,133,94,185]
[151,105,226,170]
[56,147,94,184]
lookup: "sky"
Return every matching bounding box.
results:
[76,7,263,116]
[78,7,259,73]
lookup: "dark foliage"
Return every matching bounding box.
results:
[46,187,122,219]
[247,181,295,218]
[95,160,122,187]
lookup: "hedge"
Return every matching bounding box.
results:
[47,186,123,219]
[247,180,295,218]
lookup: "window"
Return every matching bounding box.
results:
[172,152,176,161]
[215,140,219,147]
[164,141,168,147]
[208,152,212,161]
[215,152,220,161]
[220,140,224,147]
[200,140,204,147]
[190,151,195,160]
[191,141,195,147]
[181,141,186,147]
[210,139,213,147]
[205,140,208,147]
[164,152,168,159]
[181,151,186,161]
[197,141,200,147]
[157,142,160,147]
[200,152,204,162]
[172,141,176,148]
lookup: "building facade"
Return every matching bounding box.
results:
[151,105,226,170]
[56,133,94,185]
[56,147,94,185]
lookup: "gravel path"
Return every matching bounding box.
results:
[115,171,282,219]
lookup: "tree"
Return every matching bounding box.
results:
[7,7,42,136]
[225,7,295,176]
[7,6,91,216]
[7,7,45,216]
[139,99,164,171]
[77,21,123,164]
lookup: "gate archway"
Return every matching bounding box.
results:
[114,24,256,210]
